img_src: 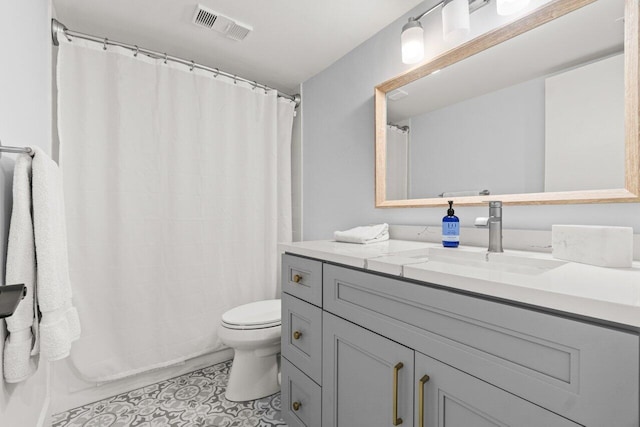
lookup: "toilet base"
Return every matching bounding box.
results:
[225,350,280,402]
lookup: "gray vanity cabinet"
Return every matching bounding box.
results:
[322,312,414,427]
[414,352,580,427]
[281,254,324,427]
[281,253,640,427]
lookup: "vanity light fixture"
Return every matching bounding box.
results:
[442,0,471,42]
[496,0,530,16]
[401,0,529,65]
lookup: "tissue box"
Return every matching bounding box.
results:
[552,225,633,268]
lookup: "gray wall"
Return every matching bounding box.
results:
[409,77,545,198]
[0,1,53,425]
[301,1,640,240]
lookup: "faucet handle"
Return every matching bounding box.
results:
[475,217,489,227]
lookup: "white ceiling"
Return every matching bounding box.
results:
[52,0,425,94]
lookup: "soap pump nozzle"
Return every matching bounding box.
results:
[447,200,455,216]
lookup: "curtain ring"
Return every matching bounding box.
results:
[252,81,258,90]
[233,75,237,85]
[190,60,195,71]
[214,68,219,78]
[164,53,168,64]
[103,38,108,50]
[133,45,139,57]
[264,87,268,95]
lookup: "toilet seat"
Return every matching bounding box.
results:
[221,299,281,330]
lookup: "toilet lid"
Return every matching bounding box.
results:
[221,299,281,328]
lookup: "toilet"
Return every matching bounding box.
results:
[219,299,282,402]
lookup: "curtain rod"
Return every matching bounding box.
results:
[51,19,301,107]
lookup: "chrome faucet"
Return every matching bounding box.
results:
[474,201,503,253]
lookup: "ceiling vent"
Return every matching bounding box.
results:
[192,4,253,41]
[388,89,409,101]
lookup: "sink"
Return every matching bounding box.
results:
[426,247,566,276]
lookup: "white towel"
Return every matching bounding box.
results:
[3,154,38,383]
[334,223,390,244]
[31,147,80,361]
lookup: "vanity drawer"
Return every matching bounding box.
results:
[281,357,321,427]
[323,264,639,427]
[282,254,323,306]
[282,293,322,384]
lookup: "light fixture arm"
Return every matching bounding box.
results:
[409,0,490,23]
[413,2,444,22]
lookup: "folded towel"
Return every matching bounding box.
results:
[31,147,80,361]
[334,223,390,244]
[439,189,490,197]
[2,154,39,382]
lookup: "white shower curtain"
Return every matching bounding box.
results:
[386,125,409,200]
[56,38,295,381]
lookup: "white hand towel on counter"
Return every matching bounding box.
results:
[2,154,38,383]
[31,147,80,361]
[334,223,390,244]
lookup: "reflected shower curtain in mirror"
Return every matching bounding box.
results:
[56,38,295,381]
[386,125,409,200]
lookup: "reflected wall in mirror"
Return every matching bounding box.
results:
[375,0,640,207]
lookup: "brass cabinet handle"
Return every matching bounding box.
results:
[293,274,302,283]
[293,330,302,340]
[418,375,430,427]
[393,362,404,425]
[292,401,301,411]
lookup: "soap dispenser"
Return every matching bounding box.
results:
[442,200,460,248]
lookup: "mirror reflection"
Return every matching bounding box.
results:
[385,0,624,201]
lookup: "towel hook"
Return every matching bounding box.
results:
[103,38,108,50]
[133,45,139,57]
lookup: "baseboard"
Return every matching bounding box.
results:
[37,395,51,427]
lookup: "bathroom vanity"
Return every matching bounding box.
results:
[279,240,640,427]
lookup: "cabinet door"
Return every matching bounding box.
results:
[322,312,413,427]
[414,352,581,427]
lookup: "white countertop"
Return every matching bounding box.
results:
[279,239,640,328]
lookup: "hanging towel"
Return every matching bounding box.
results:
[334,223,390,244]
[31,147,80,361]
[3,154,38,383]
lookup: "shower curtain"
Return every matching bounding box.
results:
[56,38,295,381]
[386,125,409,200]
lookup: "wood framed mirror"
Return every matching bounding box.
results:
[375,0,640,207]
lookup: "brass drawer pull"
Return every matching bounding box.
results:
[293,330,303,340]
[293,274,302,283]
[418,374,430,427]
[292,401,302,411]
[393,362,404,425]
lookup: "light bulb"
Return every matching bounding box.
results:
[401,19,424,64]
[497,0,530,16]
[442,0,470,42]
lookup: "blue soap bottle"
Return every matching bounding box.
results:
[442,200,459,248]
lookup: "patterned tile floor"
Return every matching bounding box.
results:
[52,360,287,427]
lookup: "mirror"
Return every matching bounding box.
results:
[375,0,640,207]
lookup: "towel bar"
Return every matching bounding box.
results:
[0,284,27,319]
[0,138,33,155]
